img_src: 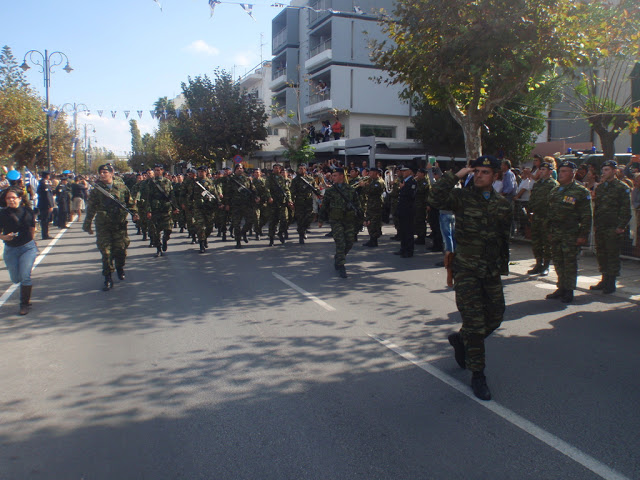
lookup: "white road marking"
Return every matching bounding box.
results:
[0,224,71,308]
[272,272,336,311]
[370,334,631,480]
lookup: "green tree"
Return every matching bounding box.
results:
[372,0,580,160]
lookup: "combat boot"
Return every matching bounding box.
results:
[338,265,347,278]
[204,238,209,248]
[162,232,170,252]
[415,236,426,245]
[471,372,491,401]
[540,260,550,276]
[199,241,206,253]
[269,237,275,246]
[603,276,617,294]
[284,230,289,240]
[116,267,125,280]
[527,260,543,275]
[222,232,227,242]
[447,332,466,369]
[217,229,222,237]
[235,238,242,249]
[546,288,564,299]
[299,233,305,244]
[136,227,141,235]
[278,231,285,244]
[590,275,606,290]
[371,238,378,247]
[243,232,249,243]
[561,290,574,303]
[142,232,147,241]
[19,285,32,315]
[103,274,114,291]
[155,247,162,257]
[255,233,260,241]
[179,227,184,233]
[363,239,373,247]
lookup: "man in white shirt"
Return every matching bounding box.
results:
[513,167,534,237]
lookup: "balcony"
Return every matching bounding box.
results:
[304,91,332,117]
[270,66,287,90]
[305,39,332,71]
[273,27,287,52]
[308,0,331,26]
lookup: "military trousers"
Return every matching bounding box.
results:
[331,220,355,266]
[268,203,288,238]
[366,210,382,239]
[96,224,130,276]
[231,204,255,238]
[294,200,314,234]
[595,227,624,276]
[530,216,552,262]
[551,235,581,290]
[148,212,173,248]
[193,207,215,241]
[454,271,505,372]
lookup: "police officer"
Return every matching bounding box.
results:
[546,161,592,303]
[590,160,631,294]
[527,161,558,275]
[83,164,139,290]
[429,155,512,401]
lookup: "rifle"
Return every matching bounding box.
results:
[331,183,362,218]
[269,174,288,203]
[195,180,220,203]
[87,180,137,220]
[151,178,179,210]
[229,175,259,200]
[298,175,322,196]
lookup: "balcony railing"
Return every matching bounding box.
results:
[272,67,286,80]
[273,27,287,50]
[308,0,331,24]
[309,90,330,105]
[309,38,331,58]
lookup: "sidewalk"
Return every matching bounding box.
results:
[508,239,640,303]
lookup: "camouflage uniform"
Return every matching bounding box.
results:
[215,175,231,239]
[362,177,385,243]
[252,176,269,237]
[191,177,219,245]
[132,178,150,241]
[528,177,558,268]
[290,174,316,240]
[83,180,137,276]
[547,181,592,291]
[144,176,176,253]
[227,173,258,244]
[593,178,631,277]
[319,183,361,269]
[414,176,430,242]
[181,175,197,240]
[266,173,292,242]
[429,171,512,373]
[173,180,187,232]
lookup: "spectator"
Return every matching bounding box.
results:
[317,80,328,98]
[71,176,89,222]
[531,154,543,180]
[0,172,8,190]
[307,123,316,144]
[544,156,558,180]
[332,117,342,140]
[513,167,533,237]
[492,169,503,193]
[321,120,332,142]
[500,160,517,200]
[36,171,54,240]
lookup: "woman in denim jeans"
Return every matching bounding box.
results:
[0,187,38,315]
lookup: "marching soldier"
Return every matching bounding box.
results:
[318,168,362,278]
[251,168,269,240]
[290,164,316,244]
[191,166,220,253]
[527,160,558,276]
[546,161,592,303]
[227,164,261,249]
[266,164,293,246]
[590,160,632,294]
[144,164,178,257]
[360,167,385,247]
[215,168,232,241]
[82,164,139,291]
[429,155,512,401]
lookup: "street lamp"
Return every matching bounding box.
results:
[20,49,74,173]
[82,124,96,173]
[61,103,89,173]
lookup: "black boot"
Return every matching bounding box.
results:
[222,232,227,242]
[278,231,285,244]
[448,332,466,369]
[603,276,616,294]
[255,233,260,241]
[235,238,242,249]
[162,232,170,251]
[546,288,564,299]
[103,274,114,291]
[269,237,275,246]
[338,265,347,278]
[243,232,249,243]
[540,260,550,276]
[415,236,426,245]
[19,285,32,315]
[527,260,543,275]
[299,233,305,244]
[142,232,147,241]
[217,229,222,237]
[199,241,206,253]
[179,227,184,233]
[363,239,373,247]
[590,275,606,290]
[471,371,491,401]
[136,227,141,235]
[284,230,289,240]
[116,267,125,280]
[155,247,162,257]
[561,290,574,303]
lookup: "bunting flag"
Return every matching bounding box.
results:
[175,109,181,118]
[353,5,364,14]
[124,110,130,119]
[239,3,256,21]
[24,168,38,189]
[111,111,117,118]
[153,0,162,11]
[163,109,168,119]
[138,110,144,118]
[150,110,156,119]
[187,109,192,118]
[209,0,221,17]
[98,110,103,117]
[271,3,286,7]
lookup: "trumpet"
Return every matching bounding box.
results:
[384,169,395,193]
[354,176,372,188]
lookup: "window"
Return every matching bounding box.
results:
[360,125,396,138]
[406,127,419,140]
[267,127,279,136]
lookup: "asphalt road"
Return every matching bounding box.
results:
[0,222,638,480]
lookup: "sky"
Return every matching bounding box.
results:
[2,0,279,156]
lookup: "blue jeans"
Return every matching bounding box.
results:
[439,212,456,253]
[3,240,38,286]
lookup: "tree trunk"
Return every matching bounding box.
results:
[459,117,483,162]
[593,126,619,161]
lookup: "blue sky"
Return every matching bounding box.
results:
[2,0,278,155]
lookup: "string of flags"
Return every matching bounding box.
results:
[42,106,244,122]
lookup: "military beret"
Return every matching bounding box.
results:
[223,167,231,171]
[602,160,617,168]
[98,164,114,172]
[299,163,308,168]
[417,168,427,174]
[153,163,165,169]
[540,161,554,169]
[558,160,577,170]
[471,155,501,170]
[197,165,208,171]
[369,167,381,174]
[6,170,20,181]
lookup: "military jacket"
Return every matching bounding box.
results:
[84,180,136,228]
[227,174,257,207]
[319,183,362,223]
[430,171,512,277]
[144,176,176,212]
[191,177,219,210]
[362,177,385,212]
[252,177,269,206]
[290,175,316,203]
[267,174,292,204]
[414,177,431,207]
[528,177,558,216]
[547,181,592,238]
[593,178,631,229]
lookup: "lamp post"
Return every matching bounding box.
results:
[60,103,89,174]
[20,49,74,173]
[82,124,96,173]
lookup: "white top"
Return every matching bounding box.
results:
[516,178,534,202]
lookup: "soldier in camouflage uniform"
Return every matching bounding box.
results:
[360,168,385,247]
[430,155,512,401]
[348,167,365,241]
[414,168,430,245]
[180,168,198,244]
[546,161,593,303]
[227,164,261,249]
[290,164,316,244]
[129,173,145,237]
[215,168,232,241]
[144,164,178,257]
[590,159,631,294]
[137,169,154,245]
[173,174,187,234]
[266,164,293,246]
[252,168,269,240]
[527,161,558,276]
[82,164,139,291]
[318,169,362,278]
[191,166,220,253]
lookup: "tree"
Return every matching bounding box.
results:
[372,0,580,160]
[0,45,28,90]
[170,70,268,169]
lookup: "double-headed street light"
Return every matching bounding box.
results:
[82,124,96,173]
[20,49,74,173]
[61,102,89,173]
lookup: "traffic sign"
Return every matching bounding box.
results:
[233,155,243,164]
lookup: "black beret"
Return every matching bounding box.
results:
[153,164,164,169]
[98,164,114,172]
[471,155,500,170]
[540,161,554,169]
[558,160,577,170]
[197,165,208,171]
[602,160,617,168]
